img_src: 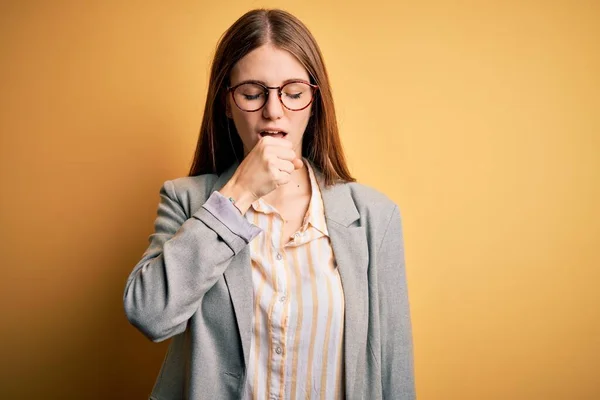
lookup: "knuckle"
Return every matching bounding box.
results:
[267,158,277,169]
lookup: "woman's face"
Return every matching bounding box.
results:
[227,44,313,157]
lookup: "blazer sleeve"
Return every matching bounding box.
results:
[123,180,261,342]
[377,205,416,399]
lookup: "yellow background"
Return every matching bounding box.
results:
[1,1,598,399]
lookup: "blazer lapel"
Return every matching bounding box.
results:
[311,162,369,396]
[209,162,254,369]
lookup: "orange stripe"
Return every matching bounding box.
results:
[278,250,292,399]
[265,214,278,398]
[252,215,269,282]
[319,239,335,398]
[304,240,319,399]
[250,211,262,400]
[290,246,304,399]
[254,258,269,283]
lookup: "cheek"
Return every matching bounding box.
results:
[291,110,312,133]
[231,112,258,140]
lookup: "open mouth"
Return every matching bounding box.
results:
[259,130,288,138]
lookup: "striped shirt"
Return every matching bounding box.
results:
[242,159,345,400]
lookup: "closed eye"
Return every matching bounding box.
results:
[243,93,265,100]
[284,92,303,99]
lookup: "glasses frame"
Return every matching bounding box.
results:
[227,79,319,112]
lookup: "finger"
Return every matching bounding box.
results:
[273,147,297,162]
[274,171,293,186]
[292,158,304,169]
[274,159,295,174]
[262,135,293,148]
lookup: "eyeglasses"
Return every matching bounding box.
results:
[227,80,319,112]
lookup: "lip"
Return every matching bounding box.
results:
[258,128,288,137]
[259,127,287,133]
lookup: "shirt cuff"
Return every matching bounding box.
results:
[201,191,262,243]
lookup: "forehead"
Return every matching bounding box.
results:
[230,44,309,85]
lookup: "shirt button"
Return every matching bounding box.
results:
[280,296,286,302]
[275,346,282,355]
[276,253,283,260]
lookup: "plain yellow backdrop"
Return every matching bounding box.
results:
[1,1,598,399]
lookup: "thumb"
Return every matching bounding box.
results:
[293,158,304,170]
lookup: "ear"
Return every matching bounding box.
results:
[225,101,233,119]
[223,89,233,118]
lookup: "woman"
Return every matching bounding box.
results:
[124,8,415,400]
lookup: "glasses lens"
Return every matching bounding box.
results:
[233,83,266,111]
[281,82,314,110]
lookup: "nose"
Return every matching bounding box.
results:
[262,89,284,120]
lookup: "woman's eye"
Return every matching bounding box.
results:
[243,93,263,100]
[285,92,302,99]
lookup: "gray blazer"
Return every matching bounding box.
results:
[124,160,415,400]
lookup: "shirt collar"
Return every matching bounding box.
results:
[250,157,329,237]
[304,158,329,236]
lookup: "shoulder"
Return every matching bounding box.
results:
[344,181,397,210]
[346,181,398,215]
[333,180,401,228]
[340,181,405,259]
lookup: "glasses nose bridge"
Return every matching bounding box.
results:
[263,85,283,97]
[262,85,284,110]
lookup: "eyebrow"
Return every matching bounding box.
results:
[232,78,309,86]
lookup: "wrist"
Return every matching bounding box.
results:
[219,181,256,215]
